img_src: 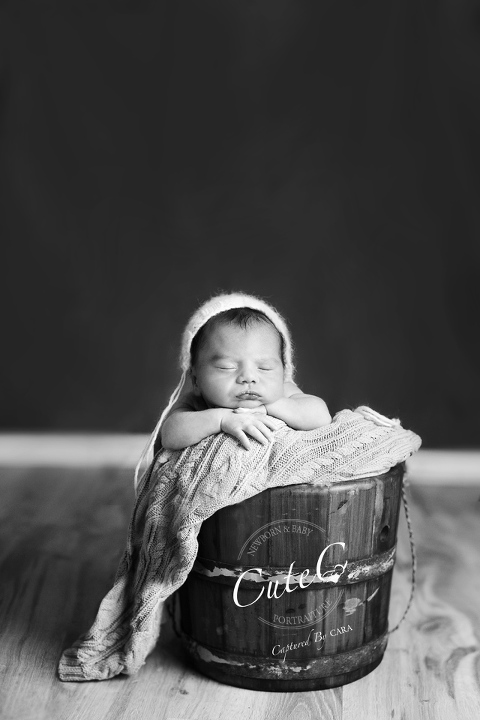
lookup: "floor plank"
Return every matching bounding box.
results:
[343,484,480,720]
[0,467,479,720]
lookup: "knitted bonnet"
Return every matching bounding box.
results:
[134,292,294,491]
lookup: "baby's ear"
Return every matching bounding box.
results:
[189,369,201,395]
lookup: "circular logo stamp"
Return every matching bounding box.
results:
[232,518,347,630]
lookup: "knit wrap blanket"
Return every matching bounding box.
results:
[58,407,421,682]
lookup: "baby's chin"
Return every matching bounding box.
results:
[234,398,264,409]
[204,398,266,409]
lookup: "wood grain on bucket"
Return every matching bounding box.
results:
[178,465,404,690]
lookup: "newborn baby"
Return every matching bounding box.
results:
[160,303,331,451]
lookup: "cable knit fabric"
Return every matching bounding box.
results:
[58,406,421,682]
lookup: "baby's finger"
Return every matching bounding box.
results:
[258,416,279,431]
[252,418,275,441]
[255,422,274,443]
[249,405,267,415]
[251,419,274,442]
[246,425,270,445]
[235,430,251,450]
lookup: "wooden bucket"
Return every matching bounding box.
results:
[178,464,404,691]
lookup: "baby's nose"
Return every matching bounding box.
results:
[238,366,258,383]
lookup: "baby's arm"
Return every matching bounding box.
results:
[160,393,278,451]
[264,382,331,430]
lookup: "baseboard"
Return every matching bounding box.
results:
[0,435,478,485]
[405,449,480,485]
[0,434,148,468]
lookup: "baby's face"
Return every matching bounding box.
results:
[192,322,285,410]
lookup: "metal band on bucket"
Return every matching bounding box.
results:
[191,545,397,587]
[182,631,389,681]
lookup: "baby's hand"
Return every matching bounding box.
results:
[233,405,267,415]
[220,411,278,450]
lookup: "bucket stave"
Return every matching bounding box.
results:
[178,464,404,691]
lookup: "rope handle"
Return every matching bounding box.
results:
[388,478,417,633]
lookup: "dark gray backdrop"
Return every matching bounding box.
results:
[2,1,479,447]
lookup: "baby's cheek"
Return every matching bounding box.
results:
[270,379,287,403]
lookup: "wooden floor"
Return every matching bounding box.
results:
[0,461,479,720]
